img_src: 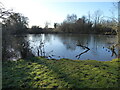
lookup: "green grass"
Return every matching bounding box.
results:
[2,57,120,88]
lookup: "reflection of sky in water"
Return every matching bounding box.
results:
[26,34,118,61]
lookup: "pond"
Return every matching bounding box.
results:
[26,34,118,61]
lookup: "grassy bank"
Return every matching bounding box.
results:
[3,57,120,88]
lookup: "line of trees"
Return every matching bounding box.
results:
[56,10,118,35]
[1,2,118,35]
[29,26,43,34]
[59,14,93,33]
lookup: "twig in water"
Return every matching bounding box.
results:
[76,44,90,59]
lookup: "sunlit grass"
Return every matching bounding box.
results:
[2,57,120,88]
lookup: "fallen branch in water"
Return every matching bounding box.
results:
[108,45,118,57]
[76,44,90,59]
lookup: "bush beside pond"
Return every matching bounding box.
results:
[2,57,120,88]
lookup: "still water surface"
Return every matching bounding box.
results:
[26,34,118,61]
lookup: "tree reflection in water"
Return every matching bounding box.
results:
[27,34,118,61]
[2,35,34,60]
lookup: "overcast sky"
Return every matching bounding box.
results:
[1,0,118,28]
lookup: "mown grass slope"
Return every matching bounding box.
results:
[2,57,120,88]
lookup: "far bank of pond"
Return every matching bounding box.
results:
[3,57,120,88]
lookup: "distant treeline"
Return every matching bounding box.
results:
[1,5,118,35]
[28,13,118,35]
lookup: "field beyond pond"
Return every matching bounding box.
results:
[3,57,120,88]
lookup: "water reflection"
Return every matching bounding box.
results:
[26,34,118,61]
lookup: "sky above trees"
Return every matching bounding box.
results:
[1,0,118,28]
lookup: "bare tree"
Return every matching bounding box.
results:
[93,10,103,27]
[44,21,50,29]
[0,2,13,20]
[54,23,57,28]
[87,11,91,24]
[64,14,77,23]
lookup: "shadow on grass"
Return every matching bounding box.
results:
[2,57,120,88]
[26,57,120,88]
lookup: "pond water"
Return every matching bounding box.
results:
[26,34,118,61]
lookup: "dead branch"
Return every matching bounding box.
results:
[76,44,90,59]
